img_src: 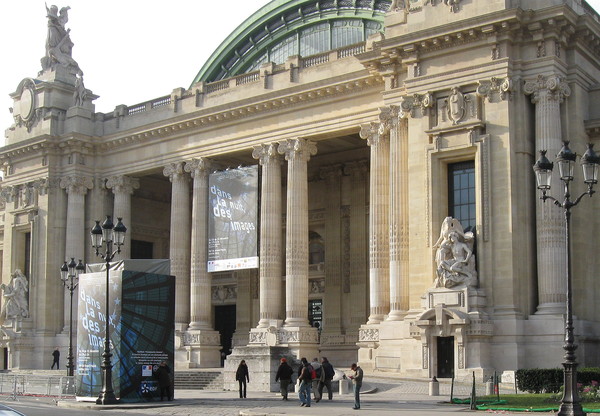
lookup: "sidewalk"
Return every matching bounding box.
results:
[56,379,490,416]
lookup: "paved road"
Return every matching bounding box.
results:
[0,378,526,416]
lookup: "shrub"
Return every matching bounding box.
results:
[516,368,600,394]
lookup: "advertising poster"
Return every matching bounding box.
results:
[207,165,259,272]
[76,261,174,402]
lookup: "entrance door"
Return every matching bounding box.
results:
[214,305,236,361]
[437,336,454,378]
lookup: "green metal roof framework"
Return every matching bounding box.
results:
[192,0,391,84]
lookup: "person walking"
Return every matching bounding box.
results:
[349,363,363,410]
[310,357,322,401]
[51,347,60,369]
[275,358,294,400]
[154,361,172,401]
[298,357,313,407]
[318,357,335,401]
[235,360,249,398]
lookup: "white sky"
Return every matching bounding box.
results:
[2,0,600,136]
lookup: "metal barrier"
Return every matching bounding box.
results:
[0,374,75,400]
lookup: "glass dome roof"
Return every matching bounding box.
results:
[192,0,391,84]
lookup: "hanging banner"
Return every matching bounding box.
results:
[207,165,259,272]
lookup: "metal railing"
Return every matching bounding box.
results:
[0,374,75,400]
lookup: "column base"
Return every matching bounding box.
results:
[175,329,221,369]
[535,302,566,315]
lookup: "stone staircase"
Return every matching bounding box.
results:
[174,369,224,390]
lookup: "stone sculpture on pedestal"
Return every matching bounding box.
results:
[433,217,477,288]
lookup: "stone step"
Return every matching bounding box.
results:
[174,370,223,390]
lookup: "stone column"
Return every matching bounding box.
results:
[386,107,410,320]
[360,119,390,324]
[278,139,317,327]
[252,144,283,328]
[320,165,343,334]
[344,161,369,336]
[180,158,221,367]
[524,75,571,315]
[86,178,113,262]
[163,162,192,330]
[106,175,139,260]
[60,175,93,331]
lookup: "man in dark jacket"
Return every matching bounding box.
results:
[154,361,172,401]
[317,357,335,401]
[275,358,294,400]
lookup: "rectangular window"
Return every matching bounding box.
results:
[448,161,475,231]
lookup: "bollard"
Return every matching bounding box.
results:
[485,380,494,396]
[339,378,350,395]
[429,377,439,396]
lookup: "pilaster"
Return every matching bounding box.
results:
[524,74,571,315]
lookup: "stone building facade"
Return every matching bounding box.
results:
[2,0,600,392]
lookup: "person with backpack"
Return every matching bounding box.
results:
[318,357,335,401]
[310,357,322,401]
[297,357,313,407]
[275,357,294,400]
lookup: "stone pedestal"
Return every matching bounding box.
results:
[224,346,298,392]
[182,329,222,368]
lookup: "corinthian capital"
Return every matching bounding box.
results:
[378,105,400,136]
[523,74,571,104]
[163,162,187,182]
[60,175,93,195]
[252,143,282,166]
[360,122,387,147]
[105,175,140,195]
[277,139,317,162]
[184,158,211,179]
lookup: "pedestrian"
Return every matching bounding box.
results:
[310,357,322,401]
[154,361,172,401]
[275,357,294,400]
[235,360,249,398]
[349,363,363,410]
[318,357,335,401]
[51,347,60,369]
[297,357,313,407]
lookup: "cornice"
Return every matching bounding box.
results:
[97,74,384,151]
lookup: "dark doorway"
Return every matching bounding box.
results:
[131,240,153,259]
[3,348,8,370]
[437,336,454,378]
[214,305,236,362]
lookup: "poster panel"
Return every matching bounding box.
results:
[207,165,259,272]
[76,264,175,402]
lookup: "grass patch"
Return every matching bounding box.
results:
[453,394,600,412]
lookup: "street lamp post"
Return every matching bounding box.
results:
[90,215,126,405]
[60,258,85,377]
[533,141,599,416]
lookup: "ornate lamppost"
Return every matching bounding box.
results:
[533,141,599,416]
[90,215,126,405]
[60,258,85,377]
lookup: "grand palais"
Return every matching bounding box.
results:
[2,0,600,392]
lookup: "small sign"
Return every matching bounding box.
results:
[142,365,153,377]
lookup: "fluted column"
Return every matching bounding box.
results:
[185,158,211,330]
[163,162,192,330]
[524,75,571,315]
[360,119,390,324]
[105,175,139,260]
[320,165,343,334]
[386,107,410,320]
[60,175,93,331]
[252,144,283,328]
[278,139,317,327]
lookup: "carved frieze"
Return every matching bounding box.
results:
[358,327,380,342]
[212,285,237,303]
